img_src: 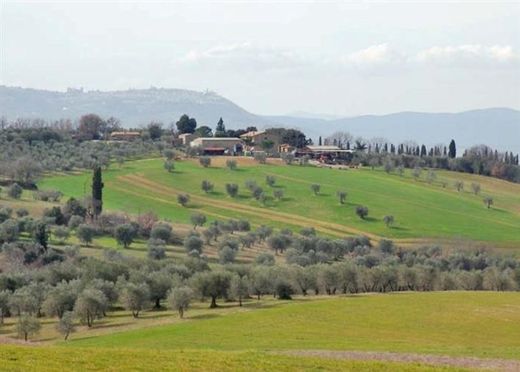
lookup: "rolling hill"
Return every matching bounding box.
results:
[1,85,519,153]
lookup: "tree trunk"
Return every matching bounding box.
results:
[179,308,184,318]
[64,332,69,341]
[24,332,28,342]
[239,297,242,307]
[210,296,217,308]
[155,298,161,309]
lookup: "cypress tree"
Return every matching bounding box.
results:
[448,139,456,158]
[92,166,104,218]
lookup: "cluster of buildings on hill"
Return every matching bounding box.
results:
[109,129,354,163]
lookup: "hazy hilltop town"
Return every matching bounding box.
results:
[0,1,520,372]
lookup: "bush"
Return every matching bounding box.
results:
[7,183,23,199]
[310,184,320,195]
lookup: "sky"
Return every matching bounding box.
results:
[1,0,519,116]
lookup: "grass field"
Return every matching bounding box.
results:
[39,157,520,248]
[65,291,520,360]
[2,292,518,371]
[0,346,464,372]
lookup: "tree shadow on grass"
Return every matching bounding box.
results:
[188,313,221,321]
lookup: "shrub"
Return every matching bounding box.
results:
[355,206,369,219]
[199,157,211,168]
[311,184,320,195]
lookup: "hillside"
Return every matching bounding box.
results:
[1,86,519,152]
[39,157,520,249]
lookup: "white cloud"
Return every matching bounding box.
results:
[415,44,518,65]
[343,44,406,66]
[177,42,305,70]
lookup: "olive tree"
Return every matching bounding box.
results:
[226,159,237,170]
[383,215,394,228]
[310,184,321,195]
[74,288,108,327]
[225,183,239,198]
[167,287,193,318]
[273,189,284,201]
[483,197,494,209]
[199,156,211,168]
[337,190,347,204]
[471,182,481,195]
[230,275,250,306]
[76,224,96,246]
[265,175,276,187]
[355,205,369,220]
[120,282,150,318]
[177,194,190,207]
[7,183,23,199]
[454,180,464,192]
[184,235,204,256]
[190,271,232,308]
[16,314,41,341]
[201,180,214,193]
[114,223,137,248]
[190,213,207,229]
[56,310,75,340]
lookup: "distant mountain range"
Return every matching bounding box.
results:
[1,86,519,153]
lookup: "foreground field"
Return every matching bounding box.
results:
[0,346,464,372]
[40,157,520,248]
[66,292,520,360]
[2,292,519,371]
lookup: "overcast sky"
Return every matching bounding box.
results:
[1,1,519,116]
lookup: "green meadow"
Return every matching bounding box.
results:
[40,157,520,247]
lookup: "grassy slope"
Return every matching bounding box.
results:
[68,292,520,360]
[39,158,520,246]
[0,346,463,372]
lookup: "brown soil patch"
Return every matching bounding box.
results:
[279,350,520,371]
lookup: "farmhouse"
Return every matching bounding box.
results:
[178,133,198,146]
[190,137,244,155]
[110,131,141,141]
[298,145,354,163]
[240,130,280,151]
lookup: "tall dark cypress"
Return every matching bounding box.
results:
[448,139,456,159]
[92,166,104,218]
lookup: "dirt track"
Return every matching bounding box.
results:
[279,350,520,371]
